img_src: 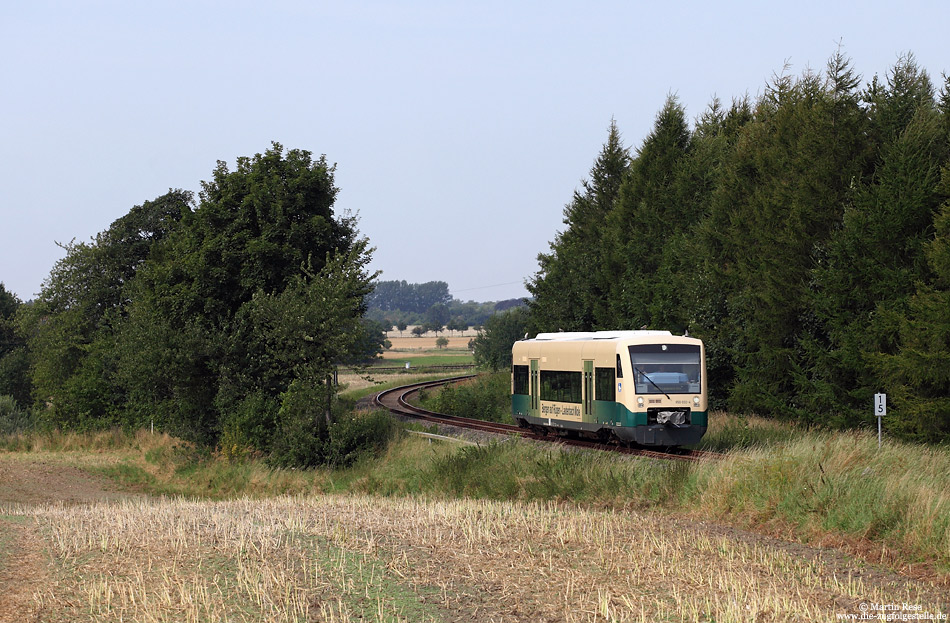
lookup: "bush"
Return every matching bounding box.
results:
[268,379,398,468]
[218,392,280,458]
[325,410,398,467]
[0,395,33,435]
[428,372,512,423]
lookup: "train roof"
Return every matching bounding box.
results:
[528,330,676,342]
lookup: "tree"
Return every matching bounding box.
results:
[801,57,945,426]
[701,55,868,416]
[600,96,692,329]
[528,119,630,332]
[425,302,449,331]
[20,143,379,457]
[218,241,378,453]
[472,307,530,371]
[870,180,950,442]
[17,190,192,427]
[367,280,451,314]
[0,284,30,406]
[116,143,366,445]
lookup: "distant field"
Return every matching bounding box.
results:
[337,334,474,392]
[382,335,474,357]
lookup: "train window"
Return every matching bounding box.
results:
[539,370,583,403]
[628,344,701,394]
[512,365,529,395]
[616,354,623,378]
[595,367,615,401]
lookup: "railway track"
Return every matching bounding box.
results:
[373,376,722,462]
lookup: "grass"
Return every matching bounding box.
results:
[12,491,948,621]
[367,353,474,368]
[3,414,949,574]
[693,410,806,451]
[2,404,949,620]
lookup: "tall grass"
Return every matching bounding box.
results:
[417,372,512,423]
[695,432,950,567]
[695,411,805,451]
[3,411,949,572]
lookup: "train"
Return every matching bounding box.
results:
[511,331,707,447]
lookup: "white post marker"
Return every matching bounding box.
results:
[874,393,886,448]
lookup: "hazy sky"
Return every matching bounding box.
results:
[2,1,948,303]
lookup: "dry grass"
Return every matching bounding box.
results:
[4,494,946,622]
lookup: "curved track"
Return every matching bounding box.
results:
[373,376,722,462]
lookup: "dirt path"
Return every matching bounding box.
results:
[0,457,141,507]
[0,456,145,621]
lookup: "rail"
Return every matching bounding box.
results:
[373,376,722,462]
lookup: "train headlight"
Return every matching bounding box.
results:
[637,397,644,407]
[693,396,700,406]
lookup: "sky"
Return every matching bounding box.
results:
[1,1,948,303]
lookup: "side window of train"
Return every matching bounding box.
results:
[616,354,623,378]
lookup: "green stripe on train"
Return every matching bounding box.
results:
[513,395,707,428]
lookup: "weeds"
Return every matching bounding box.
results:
[418,372,513,423]
[3,409,949,577]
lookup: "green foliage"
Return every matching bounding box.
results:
[324,410,398,467]
[472,307,530,371]
[868,187,950,442]
[367,280,452,314]
[17,144,382,464]
[528,119,629,332]
[365,282,521,331]
[524,50,950,441]
[0,284,30,406]
[425,372,512,423]
[0,394,33,435]
[269,382,397,469]
[268,379,333,468]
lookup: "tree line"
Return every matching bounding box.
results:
[0,144,388,464]
[365,279,525,332]
[523,51,950,443]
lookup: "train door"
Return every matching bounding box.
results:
[583,360,594,421]
[529,359,540,418]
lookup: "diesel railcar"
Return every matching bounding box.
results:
[511,331,707,446]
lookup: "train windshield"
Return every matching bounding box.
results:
[628,344,701,395]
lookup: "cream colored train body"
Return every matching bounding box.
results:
[511,331,707,446]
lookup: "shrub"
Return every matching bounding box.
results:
[269,378,398,469]
[429,372,512,423]
[218,392,279,458]
[325,410,398,467]
[0,394,33,435]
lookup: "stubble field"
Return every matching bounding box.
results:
[0,445,947,622]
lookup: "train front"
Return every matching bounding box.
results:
[616,336,707,446]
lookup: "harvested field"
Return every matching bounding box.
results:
[383,335,473,357]
[0,453,946,621]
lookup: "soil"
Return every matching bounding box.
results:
[0,456,145,621]
[0,457,140,507]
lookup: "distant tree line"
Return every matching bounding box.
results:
[365,279,525,332]
[0,144,387,464]
[524,51,950,443]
